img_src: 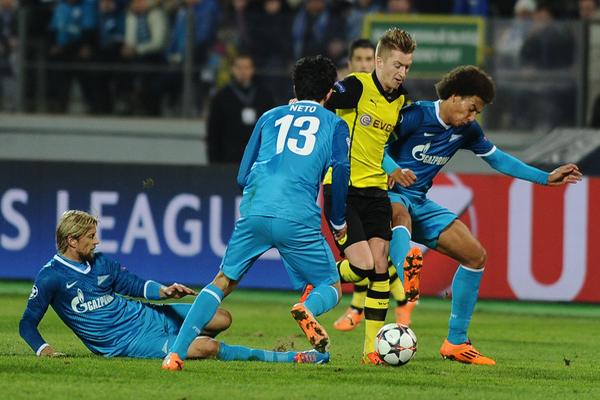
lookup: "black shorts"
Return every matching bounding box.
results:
[323,185,392,254]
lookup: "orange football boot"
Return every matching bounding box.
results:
[333,307,364,331]
[439,339,496,365]
[161,352,184,371]
[291,303,330,352]
[361,352,386,366]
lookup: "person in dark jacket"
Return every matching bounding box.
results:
[207,52,275,164]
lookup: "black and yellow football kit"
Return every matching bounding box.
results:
[322,71,407,356]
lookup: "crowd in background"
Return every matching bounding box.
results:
[0,0,599,118]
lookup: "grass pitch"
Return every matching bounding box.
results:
[1,280,599,400]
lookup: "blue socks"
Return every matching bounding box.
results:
[217,343,297,362]
[390,226,411,284]
[170,284,224,359]
[303,284,339,317]
[448,265,484,345]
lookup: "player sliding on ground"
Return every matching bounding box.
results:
[383,65,582,365]
[19,210,327,364]
[161,55,350,371]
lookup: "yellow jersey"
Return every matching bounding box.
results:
[323,72,406,190]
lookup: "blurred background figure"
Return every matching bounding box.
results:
[386,0,411,14]
[47,0,98,113]
[0,0,17,111]
[207,52,274,164]
[495,0,535,68]
[578,0,600,20]
[121,0,167,115]
[165,0,221,115]
[94,0,126,114]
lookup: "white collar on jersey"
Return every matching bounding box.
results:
[435,100,451,130]
[53,254,92,274]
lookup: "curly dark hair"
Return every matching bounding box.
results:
[435,65,496,104]
[292,55,337,102]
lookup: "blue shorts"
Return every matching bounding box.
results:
[124,303,191,359]
[388,192,457,249]
[221,216,339,290]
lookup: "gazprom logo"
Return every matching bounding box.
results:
[412,142,450,166]
[71,288,114,313]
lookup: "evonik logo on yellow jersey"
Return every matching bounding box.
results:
[359,114,394,132]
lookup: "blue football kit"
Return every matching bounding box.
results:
[384,100,549,247]
[383,99,551,347]
[19,252,187,358]
[168,100,350,360]
[225,100,350,290]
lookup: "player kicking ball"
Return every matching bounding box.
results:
[161,55,350,371]
[20,210,327,364]
[383,65,582,365]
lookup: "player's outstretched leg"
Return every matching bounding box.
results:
[440,265,495,365]
[218,342,330,364]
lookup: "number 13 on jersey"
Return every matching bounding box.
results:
[275,114,320,156]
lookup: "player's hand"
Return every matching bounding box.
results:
[160,283,197,299]
[39,345,66,357]
[547,163,582,186]
[333,224,348,244]
[388,168,417,188]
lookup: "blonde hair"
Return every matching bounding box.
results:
[56,210,98,254]
[375,28,417,60]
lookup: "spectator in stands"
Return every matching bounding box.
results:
[95,0,126,114]
[248,0,293,103]
[292,0,338,60]
[0,0,17,111]
[207,53,275,164]
[453,0,487,16]
[47,0,98,113]
[386,0,411,14]
[121,0,167,115]
[165,0,221,115]
[520,1,575,69]
[345,0,382,41]
[579,0,600,20]
[495,0,535,68]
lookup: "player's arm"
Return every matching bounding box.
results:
[325,76,363,111]
[109,257,196,300]
[481,147,582,186]
[468,124,582,185]
[236,114,266,189]
[329,119,350,239]
[19,271,63,357]
[382,104,423,187]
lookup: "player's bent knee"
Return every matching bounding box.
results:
[187,337,219,359]
[465,247,487,269]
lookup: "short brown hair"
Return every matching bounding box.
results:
[435,65,496,104]
[56,210,97,254]
[375,28,416,59]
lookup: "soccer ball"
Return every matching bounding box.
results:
[375,323,417,366]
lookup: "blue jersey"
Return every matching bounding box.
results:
[237,100,350,230]
[387,100,494,199]
[19,253,165,357]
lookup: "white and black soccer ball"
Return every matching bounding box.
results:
[375,323,417,366]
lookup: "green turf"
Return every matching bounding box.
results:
[1,282,599,400]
